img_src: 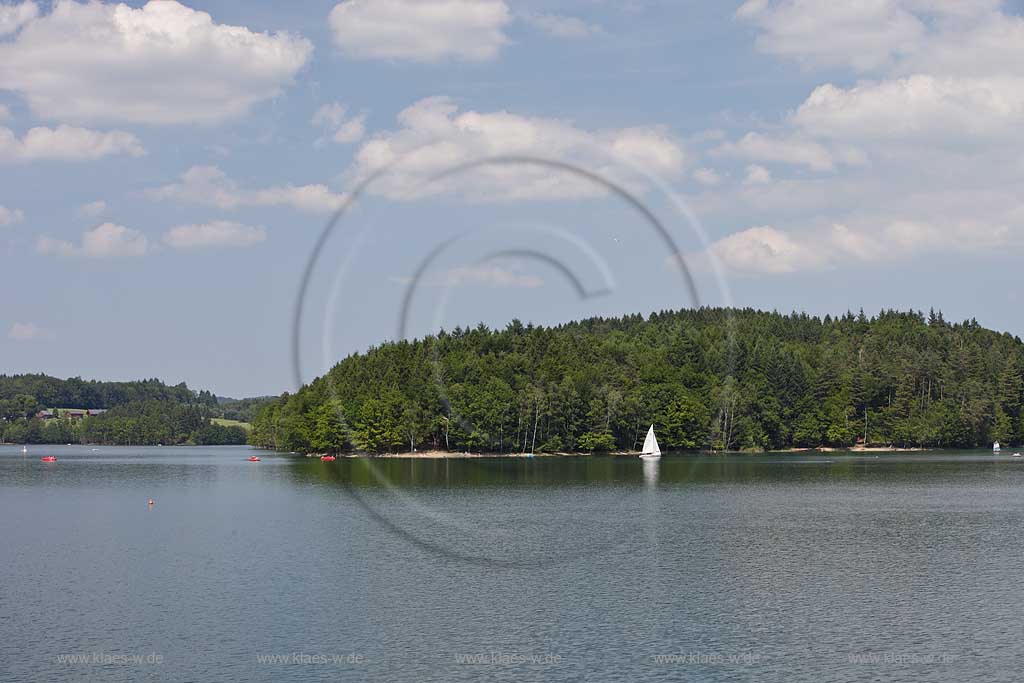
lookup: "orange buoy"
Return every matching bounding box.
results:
[320,455,336,462]
[40,456,57,462]
[248,456,261,462]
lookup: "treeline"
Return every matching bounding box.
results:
[2,401,247,446]
[216,395,276,423]
[250,308,1024,454]
[0,374,216,411]
[0,374,245,445]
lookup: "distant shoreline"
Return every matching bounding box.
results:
[289,445,954,459]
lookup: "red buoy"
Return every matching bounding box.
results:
[248,456,261,462]
[320,455,336,462]
[40,456,57,462]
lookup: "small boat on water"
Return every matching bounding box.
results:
[994,441,1001,453]
[248,456,261,462]
[640,425,661,460]
[22,446,28,454]
[320,455,337,462]
[40,456,57,462]
[1013,453,1023,458]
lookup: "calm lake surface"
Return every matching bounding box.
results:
[3,445,1023,682]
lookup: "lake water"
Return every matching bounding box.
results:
[3,445,1023,682]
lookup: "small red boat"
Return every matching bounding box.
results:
[40,456,57,462]
[248,456,261,462]
[320,455,336,462]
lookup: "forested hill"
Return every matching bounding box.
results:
[0,374,217,410]
[0,374,244,446]
[250,308,1024,454]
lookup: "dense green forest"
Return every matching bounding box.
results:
[250,308,1024,454]
[215,395,276,423]
[0,374,217,409]
[0,375,246,445]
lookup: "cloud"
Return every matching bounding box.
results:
[733,1,1024,148]
[714,131,864,171]
[329,0,511,62]
[0,0,312,125]
[348,96,686,201]
[707,0,1024,271]
[743,164,772,185]
[37,223,148,258]
[701,207,1019,276]
[704,225,818,275]
[77,200,107,218]
[0,125,143,162]
[150,166,347,213]
[693,167,723,186]
[793,76,1024,141]
[735,0,982,72]
[521,12,603,39]
[312,103,367,144]
[162,220,266,249]
[392,261,544,288]
[0,1,37,36]
[8,321,54,342]
[0,204,24,225]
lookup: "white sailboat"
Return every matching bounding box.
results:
[994,441,1001,453]
[640,425,661,460]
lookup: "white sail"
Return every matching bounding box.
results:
[641,425,661,458]
[994,441,1001,452]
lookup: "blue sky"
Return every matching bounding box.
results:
[2,0,1023,397]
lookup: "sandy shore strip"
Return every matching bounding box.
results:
[295,445,936,458]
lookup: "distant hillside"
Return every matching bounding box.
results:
[0,374,217,411]
[251,308,1024,453]
[0,374,243,446]
[215,395,277,423]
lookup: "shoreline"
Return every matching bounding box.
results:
[293,445,945,459]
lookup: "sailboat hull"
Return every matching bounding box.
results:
[639,454,661,460]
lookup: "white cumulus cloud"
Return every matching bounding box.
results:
[735,0,989,72]
[0,0,313,125]
[705,0,1024,272]
[150,166,347,213]
[794,75,1024,141]
[705,225,818,275]
[163,220,266,249]
[348,96,686,201]
[37,223,148,258]
[329,0,511,62]
[312,103,367,144]
[714,131,857,171]
[0,125,143,162]
[77,200,107,218]
[0,1,37,36]
[743,164,772,185]
[521,12,603,39]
